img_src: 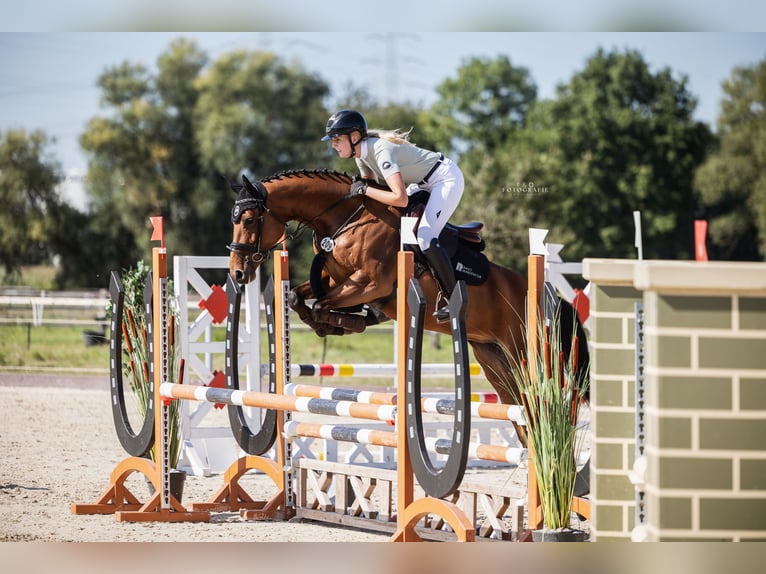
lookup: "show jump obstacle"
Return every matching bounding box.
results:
[72,218,587,540]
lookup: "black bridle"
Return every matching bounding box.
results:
[227,177,289,266]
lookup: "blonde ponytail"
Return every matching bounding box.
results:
[367,127,415,146]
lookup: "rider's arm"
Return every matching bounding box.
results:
[364,171,408,208]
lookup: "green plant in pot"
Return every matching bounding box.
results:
[501,313,590,542]
[118,261,185,499]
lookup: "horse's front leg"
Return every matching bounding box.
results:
[287,281,345,337]
[311,269,393,334]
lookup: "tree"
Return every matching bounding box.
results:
[694,58,766,260]
[81,39,209,263]
[459,48,713,272]
[534,49,713,263]
[80,38,332,278]
[0,129,62,281]
[194,49,330,179]
[46,201,138,289]
[425,55,537,156]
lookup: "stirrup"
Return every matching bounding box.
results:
[433,292,450,323]
[433,305,450,323]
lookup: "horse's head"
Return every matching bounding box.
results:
[227,174,288,284]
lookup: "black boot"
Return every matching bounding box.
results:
[424,239,456,323]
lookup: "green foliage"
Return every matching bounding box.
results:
[426,55,537,155]
[499,315,590,531]
[79,39,332,274]
[46,201,138,289]
[531,49,713,262]
[195,49,330,178]
[453,49,713,272]
[0,129,62,280]
[694,58,766,260]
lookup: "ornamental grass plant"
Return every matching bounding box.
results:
[117,261,183,469]
[500,312,590,534]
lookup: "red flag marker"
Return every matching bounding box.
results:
[150,216,164,249]
[694,219,708,261]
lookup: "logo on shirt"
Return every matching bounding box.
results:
[382,161,392,169]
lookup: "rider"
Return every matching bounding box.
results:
[322,109,465,322]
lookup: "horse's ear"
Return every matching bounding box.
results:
[242,174,266,200]
[224,174,243,195]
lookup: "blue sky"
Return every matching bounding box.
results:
[1,32,764,209]
[2,1,766,33]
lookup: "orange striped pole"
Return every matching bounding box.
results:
[527,254,544,530]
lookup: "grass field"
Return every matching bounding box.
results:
[0,318,494,391]
[1,262,493,390]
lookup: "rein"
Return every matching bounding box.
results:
[228,175,364,266]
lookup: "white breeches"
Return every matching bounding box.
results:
[414,158,464,252]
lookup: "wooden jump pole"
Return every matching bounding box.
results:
[390,250,475,542]
[526,254,545,531]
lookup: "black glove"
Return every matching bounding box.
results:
[350,180,367,196]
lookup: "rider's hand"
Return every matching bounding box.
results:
[350,180,367,196]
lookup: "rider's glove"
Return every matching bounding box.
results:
[350,180,367,196]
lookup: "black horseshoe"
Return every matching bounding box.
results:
[405,278,471,499]
[225,274,278,455]
[109,271,155,457]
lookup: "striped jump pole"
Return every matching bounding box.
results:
[160,382,396,422]
[281,362,485,378]
[284,382,524,423]
[284,422,527,467]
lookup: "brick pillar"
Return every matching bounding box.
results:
[582,259,642,541]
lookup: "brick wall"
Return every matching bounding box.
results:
[583,259,766,541]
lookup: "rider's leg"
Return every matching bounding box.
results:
[424,239,456,322]
[417,159,464,322]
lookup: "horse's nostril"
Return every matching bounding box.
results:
[234,269,245,283]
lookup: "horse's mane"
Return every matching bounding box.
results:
[262,168,353,185]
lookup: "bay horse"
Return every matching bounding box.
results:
[227,169,589,408]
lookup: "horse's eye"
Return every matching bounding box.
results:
[244,216,256,226]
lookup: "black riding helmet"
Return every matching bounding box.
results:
[321,109,367,141]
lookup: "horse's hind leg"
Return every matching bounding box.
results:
[470,341,517,405]
[470,341,527,445]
